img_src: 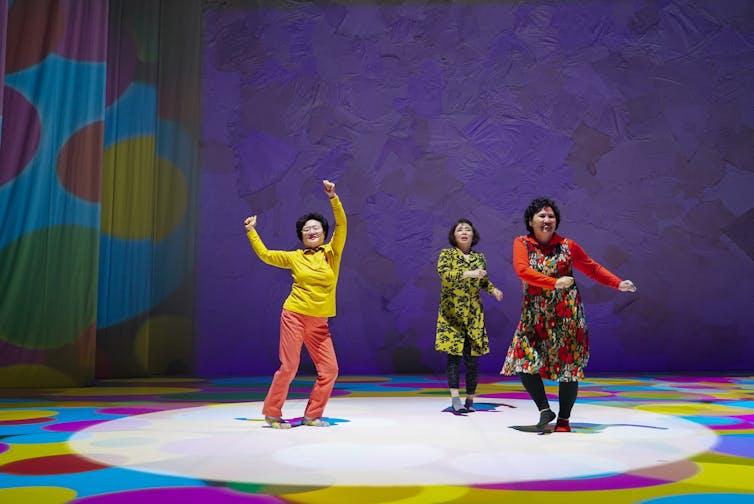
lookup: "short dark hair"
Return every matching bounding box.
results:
[295,213,329,242]
[524,198,560,233]
[448,218,480,247]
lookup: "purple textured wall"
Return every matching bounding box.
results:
[198,1,754,376]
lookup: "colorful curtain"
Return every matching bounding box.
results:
[96,0,201,378]
[0,0,201,387]
[0,0,6,143]
[0,0,108,387]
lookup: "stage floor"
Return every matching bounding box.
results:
[1,374,753,503]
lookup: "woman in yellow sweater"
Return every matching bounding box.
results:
[244,179,346,429]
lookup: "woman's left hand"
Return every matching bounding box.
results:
[492,288,503,302]
[619,280,637,292]
[323,179,336,198]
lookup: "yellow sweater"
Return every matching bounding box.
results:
[246,196,346,318]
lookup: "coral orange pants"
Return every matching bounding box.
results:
[262,309,339,419]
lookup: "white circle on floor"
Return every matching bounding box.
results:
[68,397,716,486]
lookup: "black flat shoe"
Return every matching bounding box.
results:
[536,409,556,429]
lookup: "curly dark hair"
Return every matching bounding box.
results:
[295,213,329,242]
[448,218,480,247]
[524,198,560,233]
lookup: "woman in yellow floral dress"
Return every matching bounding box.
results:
[435,219,503,412]
[501,198,636,432]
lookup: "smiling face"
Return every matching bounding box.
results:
[529,206,557,245]
[301,219,325,249]
[454,222,474,252]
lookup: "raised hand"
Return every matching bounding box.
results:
[244,216,257,231]
[323,179,336,198]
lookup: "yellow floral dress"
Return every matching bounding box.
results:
[434,248,497,357]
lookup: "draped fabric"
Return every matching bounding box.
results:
[0,0,201,387]
[4,1,753,384]
[96,0,201,378]
[0,0,108,387]
[0,0,6,144]
[199,1,754,376]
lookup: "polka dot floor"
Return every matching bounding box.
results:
[1,375,752,503]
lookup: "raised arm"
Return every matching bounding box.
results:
[244,215,293,268]
[324,179,347,255]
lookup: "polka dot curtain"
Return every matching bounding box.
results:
[0,0,201,387]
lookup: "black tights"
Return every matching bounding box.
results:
[446,338,479,395]
[518,373,579,419]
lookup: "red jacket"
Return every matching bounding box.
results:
[513,234,621,290]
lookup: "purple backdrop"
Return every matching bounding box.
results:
[198,1,754,376]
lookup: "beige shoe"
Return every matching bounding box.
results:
[302,416,330,427]
[264,416,291,429]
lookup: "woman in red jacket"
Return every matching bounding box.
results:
[501,198,636,432]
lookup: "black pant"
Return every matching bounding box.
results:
[446,337,479,395]
[518,372,579,419]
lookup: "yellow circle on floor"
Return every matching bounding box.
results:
[0,410,57,421]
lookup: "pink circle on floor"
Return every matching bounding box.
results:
[70,487,285,503]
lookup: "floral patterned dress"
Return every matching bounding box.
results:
[435,248,497,357]
[501,236,589,381]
